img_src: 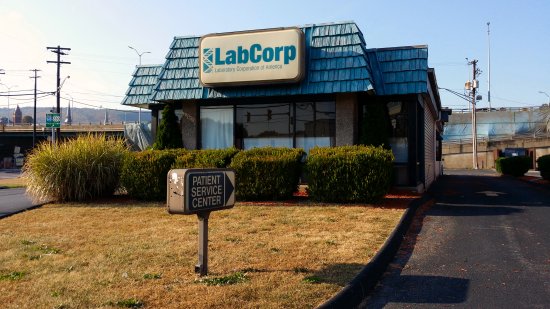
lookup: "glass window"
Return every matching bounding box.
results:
[296,101,335,153]
[236,103,292,149]
[200,106,234,149]
[202,100,336,152]
[387,101,408,163]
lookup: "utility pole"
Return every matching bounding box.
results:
[468,59,480,170]
[487,22,491,110]
[47,45,71,141]
[30,69,41,147]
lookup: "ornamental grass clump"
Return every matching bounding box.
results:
[23,134,128,203]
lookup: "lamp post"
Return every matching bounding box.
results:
[128,46,151,65]
[539,91,550,104]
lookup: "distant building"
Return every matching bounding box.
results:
[12,105,22,124]
[64,102,72,125]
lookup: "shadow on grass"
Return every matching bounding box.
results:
[309,263,367,286]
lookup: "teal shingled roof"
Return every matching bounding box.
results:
[150,21,374,101]
[366,46,429,96]
[122,23,434,106]
[122,65,163,106]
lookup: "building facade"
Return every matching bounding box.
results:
[122,22,446,191]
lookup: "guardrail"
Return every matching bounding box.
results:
[0,122,142,133]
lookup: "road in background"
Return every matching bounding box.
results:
[0,169,38,218]
[0,187,36,218]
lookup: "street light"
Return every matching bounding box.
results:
[539,91,550,104]
[128,46,151,65]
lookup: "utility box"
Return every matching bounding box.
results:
[167,168,236,215]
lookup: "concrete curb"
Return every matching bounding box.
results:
[0,204,47,220]
[317,194,431,309]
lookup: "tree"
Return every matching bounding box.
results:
[360,102,391,148]
[153,104,183,149]
[22,115,33,124]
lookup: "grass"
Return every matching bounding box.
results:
[0,194,414,308]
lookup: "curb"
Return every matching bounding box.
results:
[317,194,432,309]
[0,204,47,220]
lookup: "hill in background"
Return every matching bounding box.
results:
[0,107,151,125]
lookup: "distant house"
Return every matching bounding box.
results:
[122,21,447,191]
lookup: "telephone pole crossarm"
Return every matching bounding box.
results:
[47,45,71,142]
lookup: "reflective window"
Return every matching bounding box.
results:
[236,103,292,149]
[296,101,335,153]
[200,101,336,152]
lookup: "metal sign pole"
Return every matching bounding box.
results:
[195,211,210,276]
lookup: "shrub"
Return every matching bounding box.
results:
[120,149,186,201]
[537,154,550,180]
[153,104,183,150]
[306,145,394,203]
[22,134,128,202]
[495,156,531,177]
[172,148,239,169]
[229,147,305,201]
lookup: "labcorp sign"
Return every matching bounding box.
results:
[199,27,305,86]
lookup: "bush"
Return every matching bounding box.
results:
[172,148,239,169]
[153,104,183,150]
[229,147,305,201]
[22,134,128,202]
[306,145,394,203]
[120,149,186,201]
[495,156,531,177]
[537,154,550,180]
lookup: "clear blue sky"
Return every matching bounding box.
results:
[1,0,549,112]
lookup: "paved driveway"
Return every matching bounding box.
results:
[361,169,550,308]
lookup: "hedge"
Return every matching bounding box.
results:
[306,145,394,203]
[172,148,239,169]
[120,149,186,201]
[495,156,531,177]
[229,147,305,201]
[537,154,550,180]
